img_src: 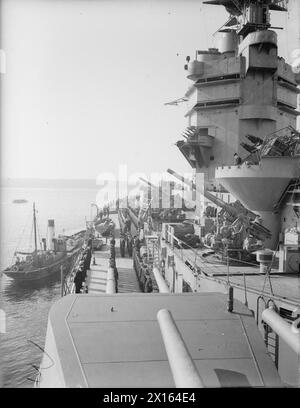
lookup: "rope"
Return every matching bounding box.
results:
[243,270,248,307]
[11,211,32,263]
[260,242,279,297]
[26,338,55,385]
[29,218,34,252]
[226,246,230,285]
[35,210,42,250]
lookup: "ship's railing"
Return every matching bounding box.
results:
[164,226,232,276]
[61,247,85,296]
[261,304,300,370]
[163,226,286,302]
[106,266,116,294]
[164,224,262,270]
[163,225,299,307]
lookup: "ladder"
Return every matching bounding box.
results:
[263,323,279,369]
[145,235,160,292]
[145,235,160,266]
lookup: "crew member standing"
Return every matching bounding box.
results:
[233,153,242,165]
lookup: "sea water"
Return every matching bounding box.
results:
[0,186,99,387]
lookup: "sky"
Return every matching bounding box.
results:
[0,0,298,181]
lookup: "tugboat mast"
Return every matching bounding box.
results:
[33,202,38,253]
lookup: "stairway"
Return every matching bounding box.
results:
[114,238,141,293]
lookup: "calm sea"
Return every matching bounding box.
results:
[0,186,99,388]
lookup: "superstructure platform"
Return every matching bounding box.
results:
[168,245,300,306]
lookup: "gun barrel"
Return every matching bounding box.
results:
[246,134,263,145]
[139,177,155,189]
[166,169,195,189]
[240,142,257,153]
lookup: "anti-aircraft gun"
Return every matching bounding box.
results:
[167,168,271,243]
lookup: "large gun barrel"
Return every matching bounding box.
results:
[127,206,139,229]
[245,134,263,145]
[166,168,238,217]
[240,142,257,153]
[139,177,156,189]
[139,176,182,202]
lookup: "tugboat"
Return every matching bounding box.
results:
[3,203,79,282]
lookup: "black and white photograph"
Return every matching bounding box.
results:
[0,0,300,394]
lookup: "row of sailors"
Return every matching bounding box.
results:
[74,240,93,294]
[133,247,153,293]
[109,257,119,293]
[109,237,118,293]
[120,234,133,257]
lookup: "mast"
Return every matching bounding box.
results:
[33,202,38,253]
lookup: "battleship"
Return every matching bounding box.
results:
[37,0,300,388]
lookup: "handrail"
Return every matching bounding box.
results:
[106,266,116,294]
[157,309,204,388]
[262,307,300,355]
[166,227,260,272]
[61,246,85,296]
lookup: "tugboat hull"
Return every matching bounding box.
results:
[3,255,73,282]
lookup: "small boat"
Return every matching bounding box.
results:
[3,203,82,282]
[13,199,28,204]
[94,218,115,237]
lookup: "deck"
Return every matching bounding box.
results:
[174,247,300,304]
[40,292,282,388]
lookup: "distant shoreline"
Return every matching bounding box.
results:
[0,178,98,189]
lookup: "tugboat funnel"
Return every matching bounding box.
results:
[47,219,55,251]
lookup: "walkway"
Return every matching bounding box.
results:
[115,246,141,293]
[86,212,141,294]
[86,246,109,294]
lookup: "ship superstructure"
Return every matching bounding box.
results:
[176,0,300,250]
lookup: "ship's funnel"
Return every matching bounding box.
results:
[47,219,55,251]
